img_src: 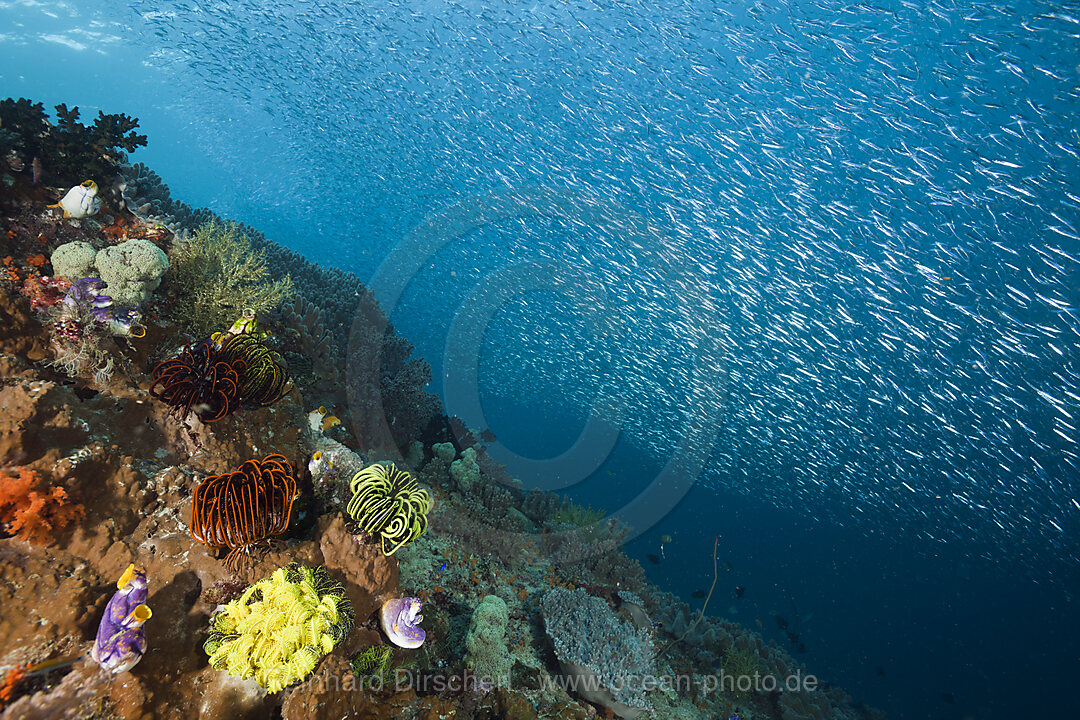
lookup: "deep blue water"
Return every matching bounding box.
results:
[3,1,1080,718]
[496,396,1080,720]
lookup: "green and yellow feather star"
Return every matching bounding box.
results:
[204,564,353,693]
[346,463,432,556]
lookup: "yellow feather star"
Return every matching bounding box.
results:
[203,564,354,693]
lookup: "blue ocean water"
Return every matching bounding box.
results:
[2,1,1079,718]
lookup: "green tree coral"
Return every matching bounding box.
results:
[719,647,761,703]
[168,220,294,338]
[350,644,394,686]
[550,501,607,528]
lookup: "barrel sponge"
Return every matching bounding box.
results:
[464,595,511,687]
[51,241,98,280]
[94,238,169,306]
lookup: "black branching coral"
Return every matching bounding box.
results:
[0,98,147,184]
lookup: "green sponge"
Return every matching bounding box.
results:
[50,240,97,280]
[94,238,169,306]
[464,594,511,688]
[449,447,481,491]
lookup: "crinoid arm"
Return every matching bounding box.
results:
[191,455,298,567]
[149,342,242,422]
[204,564,353,693]
[218,333,291,408]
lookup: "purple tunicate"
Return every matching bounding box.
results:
[105,307,142,333]
[91,564,152,673]
[62,278,144,336]
[64,277,112,310]
[380,597,425,649]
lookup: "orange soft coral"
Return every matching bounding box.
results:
[24,254,48,268]
[101,216,128,240]
[0,664,27,708]
[2,256,18,283]
[0,468,83,544]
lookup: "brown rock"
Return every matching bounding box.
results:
[196,670,271,720]
[412,694,467,720]
[0,545,100,654]
[103,673,155,720]
[0,659,103,719]
[144,389,309,477]
[316,513,398,648]
[280,655,410,720]
[0,381,90,465]
[0,287,48,361]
